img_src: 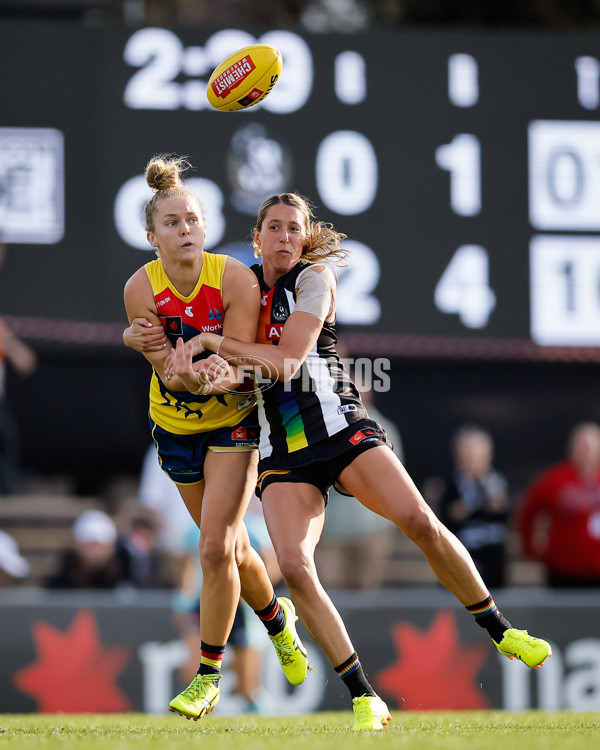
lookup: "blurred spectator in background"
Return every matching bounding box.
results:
[3,0,600,29]
[0,529,29,587]
[114,501,174,589]
[0,242,38,495]
[316,387,403,590]
[127,0,600,30]
[438,425,510,589]
[46,508,130,589]
[519,421,600,588]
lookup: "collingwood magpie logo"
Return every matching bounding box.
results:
[273,302,287,321]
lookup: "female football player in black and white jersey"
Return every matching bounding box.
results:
[170,192,551,731]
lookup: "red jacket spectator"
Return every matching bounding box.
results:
[519,422,600,587]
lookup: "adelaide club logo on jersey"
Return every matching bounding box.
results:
[201,307,224,333]
[349,427,378,446]
[160,316,182,336]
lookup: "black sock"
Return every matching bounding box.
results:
[334,652,375,699]
[466,595,512,644]
[254,595,286,637]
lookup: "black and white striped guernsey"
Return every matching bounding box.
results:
[252,262,368,459]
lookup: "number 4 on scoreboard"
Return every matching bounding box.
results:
[434,245,496,329]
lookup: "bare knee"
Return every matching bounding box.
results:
[277,551,316,592]
[199,534,234,570]
[400,508,442,546]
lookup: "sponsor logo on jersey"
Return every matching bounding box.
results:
[261,292,269,306]
[184,306,194,317]
[201,324,223,333]
[338,404,358,414]
[156,296,171,308]
[160,316,182,335]
[231,426,259,441]
[265,324,284,341]
[208,308,222,321]
[349,427,378,445]
[236,394,257,411]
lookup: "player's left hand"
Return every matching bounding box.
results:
[171,338,230,393]
[198,354,230,383]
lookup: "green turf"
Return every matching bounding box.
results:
[0,712,599,750]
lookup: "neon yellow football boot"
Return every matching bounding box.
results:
[168,673,221,720]
[352,694,391,731]
[269,597,309,685]
[495,629,552,668]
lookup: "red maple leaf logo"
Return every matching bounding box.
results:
[374,610,489,710]
[13,609,131,713]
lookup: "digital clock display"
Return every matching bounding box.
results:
[1,23,600,356]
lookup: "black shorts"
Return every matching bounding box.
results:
[256,418,392,502]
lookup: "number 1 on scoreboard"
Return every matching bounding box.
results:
[530,235,600,345]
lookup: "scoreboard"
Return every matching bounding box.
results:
[2,23,600,357]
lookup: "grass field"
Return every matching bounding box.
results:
[1,712,599,750]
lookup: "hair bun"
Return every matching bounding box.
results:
[144,154,191,192]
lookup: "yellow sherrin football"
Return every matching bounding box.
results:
[207,44,283,112]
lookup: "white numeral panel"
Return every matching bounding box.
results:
[530,235,600,345]
[529,120,600,231]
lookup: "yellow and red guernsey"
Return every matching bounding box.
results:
[145,253,255,435]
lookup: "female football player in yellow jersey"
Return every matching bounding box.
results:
[122,157,308,721]
[171,192,552,731]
